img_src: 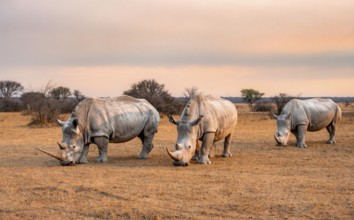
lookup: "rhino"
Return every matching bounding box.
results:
[38,95,160,165]
[273,98,341,148]
[166,95,238,166]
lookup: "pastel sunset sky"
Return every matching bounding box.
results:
[1,0,353,97]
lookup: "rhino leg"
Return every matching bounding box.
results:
[295,125,307,148]
[93,136,109,163]
[222,133,232,157]
[78,144,90,164]
[199,133,215,165]
[138,116,158,159]
[137,132,155,159]
[192,141,200,161]
[326,123,336,144]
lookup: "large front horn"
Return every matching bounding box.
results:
[36,148,63,161]
[166,147,183,161]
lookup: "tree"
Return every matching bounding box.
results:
[40,80,55,96]
[272,93,295,115]
[49,86,71,100]
[73,90,85,103]
[0,80,24,99]
[0,99,21,112]
[21,81,77,126]
[123,79,180,114]
[21,92,59,126]
[240,88,264,110]
[183,86,201,100]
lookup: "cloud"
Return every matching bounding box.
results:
[1,0,354,68]
[0,1,353,97]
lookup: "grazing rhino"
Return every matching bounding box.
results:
[167,95,238,166]
[273,98,341,148]
[39,96,160,165]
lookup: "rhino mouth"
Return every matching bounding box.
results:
[173,161,189,167]
[274,135,287,147]
[60,160,76,166]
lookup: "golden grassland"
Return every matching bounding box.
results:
[0,104,353,219]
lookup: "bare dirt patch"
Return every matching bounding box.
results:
[0,111,353,219]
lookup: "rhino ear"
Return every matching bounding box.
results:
[56,119,65,127]
[72,119,79,128]
[167,114,179,125]
[191,115,204,127]
[71,119,80,134]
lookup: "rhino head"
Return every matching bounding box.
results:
[166,115,203,166]
[273,113,291,146]
[55,116,84,166]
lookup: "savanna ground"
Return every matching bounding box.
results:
[0,103,353,219]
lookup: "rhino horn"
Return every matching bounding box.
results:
[166,147,182,161]
[36,148,63,161]
[57,142,66,150]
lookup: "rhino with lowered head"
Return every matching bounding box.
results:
[273,98,341,148]
[167,95,237,166]
[38,96,160,165]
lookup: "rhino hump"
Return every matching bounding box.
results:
[71,95,160,143]
[181,95,238,139]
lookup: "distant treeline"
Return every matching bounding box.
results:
[176,96,354,104]
[218,96,354,103]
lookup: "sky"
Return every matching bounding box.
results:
[0,0,353,97]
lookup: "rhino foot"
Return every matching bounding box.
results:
[137,153,149,159]
[296,143,307,148]
[192,155,199,161]
[222,152,232,157]
[95,157,108,163]
[198,156,211,165]
[78,156,88,164]
[327,140,335,144]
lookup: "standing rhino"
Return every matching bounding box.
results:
[273,98,341,148]
[39,96,160,165]
[167,95,238,166]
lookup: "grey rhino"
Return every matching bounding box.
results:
[40,95,160,165]
[273,98,341,148]
[167,95,238,166]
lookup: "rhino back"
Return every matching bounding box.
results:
[74,96,159,143]
[285,98,339,131]
[183,95,237,140]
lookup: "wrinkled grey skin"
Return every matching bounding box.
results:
[273,98,341,148]
[56,96,160,166]
[167,95,238,166]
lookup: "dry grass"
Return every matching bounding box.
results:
[0,108,353,219]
